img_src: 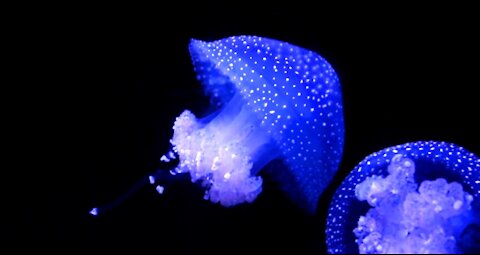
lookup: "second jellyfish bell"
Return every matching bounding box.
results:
[166,35,345,214]
[326,141,479,254]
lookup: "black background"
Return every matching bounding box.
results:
[17,3,479,254]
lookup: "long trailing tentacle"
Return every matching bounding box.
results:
[89,151,187,216]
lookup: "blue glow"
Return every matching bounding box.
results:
[160,155,170,162]
[156,185,164,194]
[149,175,155,184]
[89,207,98,216]
[170,35,344,213]
[326,141,480,254]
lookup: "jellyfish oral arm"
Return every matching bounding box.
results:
[354,154,476,254]
[170,93,280,207]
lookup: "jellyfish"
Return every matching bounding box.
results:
[325,141,480,254]
[91,35,345,215]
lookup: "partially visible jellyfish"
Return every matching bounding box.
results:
[326,141,480,254]
[91,35,344,215]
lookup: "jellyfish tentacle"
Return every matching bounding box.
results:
[89,162,188,216]
[89,171,155,216]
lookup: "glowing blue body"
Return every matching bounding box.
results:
[326,141,480,253]
[180,35,344,213]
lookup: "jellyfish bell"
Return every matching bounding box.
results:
[168,35,345,213]
[326,141,480,254]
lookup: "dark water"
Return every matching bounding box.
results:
[17,4,479,254]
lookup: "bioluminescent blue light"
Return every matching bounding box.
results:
[89,207,98,216]
[169,35,344,213]
[326,141,480,254]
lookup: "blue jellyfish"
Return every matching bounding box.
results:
[91,35,345,215]
[326,141,480,254]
